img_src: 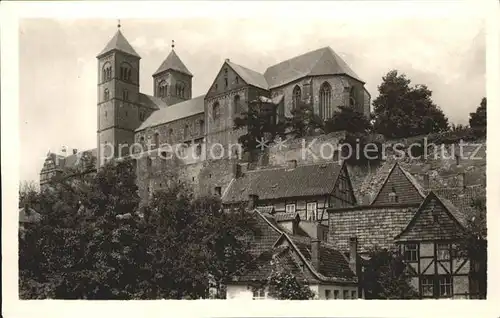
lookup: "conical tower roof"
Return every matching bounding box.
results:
[153,50,192,77]
[97,29,140,59]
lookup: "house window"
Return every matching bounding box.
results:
[325,289,332,299]
[404,243,418,262]
[439,276,452,297]
[104,88,110,101]
[285,204,296,214]
[252,288,266,300]
[212,102,220,121]
[306,202,317,221]
[319,82,332,120]
[214,186,222,196]
[437,243,450,260]
[333,290,339,299]
[343,290,349,299]
[351,290,357,299]
[292,85,301,109]
[421,277,434,296]
[388,191,398,203]
[234,95,241,113]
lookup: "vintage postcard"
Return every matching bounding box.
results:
[1,1,499,318]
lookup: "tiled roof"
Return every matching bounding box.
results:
[435,194,468,228]
[97,30,140,58]
[256,206,275,215]
[138,93,163,110]
[135,95,205,131]
[273,212,299,222]
[227,61,269,90]
[19,207,42,223]
[222,162,344,203]
[233,209,357,284]
[153,50,193,77]
[328,205,418,253]
[42,149,97,172]
[264,47,364,89]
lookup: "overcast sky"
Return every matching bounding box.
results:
[19,10,485,183]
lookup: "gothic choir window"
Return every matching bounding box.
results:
[159,80,168,97]
[292,85,301,109]
[183,124,189,139]
[234,95,241,113]
[199,120,205,134]
[212,102,220,121]
[349,86,356,108]
[104,88,110,101]
[319,82,332,120]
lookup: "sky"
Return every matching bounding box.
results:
[18,10,486,184]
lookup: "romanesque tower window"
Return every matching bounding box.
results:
[176,82,186,98]
[292,85,301,109]
[120,63,132,82]
[104,88,110,101]
[159,80,168,97]
[102,62,112,82]
[319,82,332,120]
[123,89,129,101]
[212,102,220,121]
[234,95,241,113]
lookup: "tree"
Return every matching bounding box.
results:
[455,196,487,299]
[324,106,372,134]
[285,102,324,138]
[19,159,257,299]
[264,253,315,300]
[234,101,285,161]
[372,70,449,138]
[362,247,419,299]
[469,97,486,136]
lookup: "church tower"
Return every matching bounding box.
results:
[96,24,141,167]
[153,40,193,106]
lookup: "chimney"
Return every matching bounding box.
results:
[225,58,230,62]
[248,194,258,210]
[457,173,465,189]
[232,163,242,179]
[423,173,430,189]
[73,149,78,155]
[287,159,297,169]
[349,237,358,275]
[311,238,320,270]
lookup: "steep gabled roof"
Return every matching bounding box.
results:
[370,162,426,205]
[226,61,269,90]
[394,191,468,241]
[232,209,357,284]
[135,95,205,131]
[222,162,344,203]
[97,29,140,58]
[264,47,364,89]
[153,50,193,77]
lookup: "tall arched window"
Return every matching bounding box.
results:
[183,124,189,139]
[292,85,301,109]
[349,86,356,108]
[199,120,205,134]
[120,63,132,81]
[319,82,332,120]
[234,95,241,113]
[104,88,110,101]
[212,102,220,121]
[153,132,160,149]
